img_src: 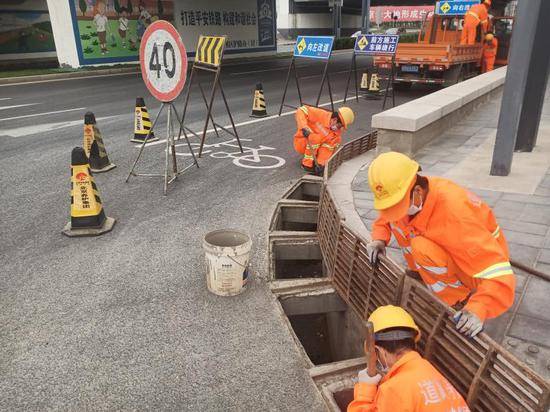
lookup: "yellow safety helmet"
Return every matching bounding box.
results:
[368,305,421,342]
[485,33,494,41]
[367,152,419,221]
[337,107,355,129]
[483,0,491,6]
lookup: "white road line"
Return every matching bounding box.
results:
[0,107,86,122]
[142,98,346,148]
[0,97,12,101]
[1,115,123,137]
[0,72,137,87]
[0,103,39,111]
[230,67,289,76]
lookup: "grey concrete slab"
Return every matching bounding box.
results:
[517,277,550,321]
[352,190,373,201]
[502,230,546,249]
[498,218,549,237]
[501,193,550,206]
[508,314,550,348]
[492,200,527,220]
[538,249,550,264]
[507,243,541,266]
[519,204,550,225]
[354,198,373,212]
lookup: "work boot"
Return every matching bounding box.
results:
[314,165,324,176]
[301,163,315,173]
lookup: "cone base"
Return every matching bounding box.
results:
[90,163,117,173]
[62,216,116,237]
[131,136,159,143]
[250,112,268,118]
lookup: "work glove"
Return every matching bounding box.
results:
[357,369,382,385]
[301,128,311,138]
[367,240,386,265]
[453,310,483,338]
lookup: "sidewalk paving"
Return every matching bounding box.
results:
[352,88,550,379]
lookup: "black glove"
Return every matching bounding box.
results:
[301,128,311,138]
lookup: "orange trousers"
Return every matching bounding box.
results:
[460,17,479,45]
[482,54,496,72]
[293,132,336,167]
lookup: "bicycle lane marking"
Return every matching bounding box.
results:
[171,138,286,170]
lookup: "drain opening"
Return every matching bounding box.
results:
[272,240,324,279]
[272,205,318,232]
[281,292,365,365]
[333,389,354,411]
[286,181,321,202]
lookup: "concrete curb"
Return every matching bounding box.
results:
[0,66,140,85]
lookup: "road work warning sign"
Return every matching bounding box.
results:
[436,0,480,16]
[195,35,226,67]
[354,34,399,55]
[293,36,334,60]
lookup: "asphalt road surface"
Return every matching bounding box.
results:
[0,52,432,410]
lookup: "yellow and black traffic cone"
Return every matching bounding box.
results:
[62,147,116,237]
[83,112,116,173]
[250,83,268,118]
[132,97,158,143]
[367,72,381,100]
[360,72,369,94]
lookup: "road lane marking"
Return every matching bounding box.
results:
[1,115,123,137]
[0,103,39,111]
[141,98,346,148]
[230,67,289,76]
[0,97,12,101]
[0,72,138,87]
[0,107,86,122]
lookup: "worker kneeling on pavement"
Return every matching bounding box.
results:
[348,305,469,411]
[367,152,515,338]
[482,33,498,73]
[294,105,354,175]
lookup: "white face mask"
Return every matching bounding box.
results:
[407,190,423,216]
[376,348,390,375]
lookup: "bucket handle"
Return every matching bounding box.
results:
[227,255,248,269]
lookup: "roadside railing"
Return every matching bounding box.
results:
[318,132,550,411]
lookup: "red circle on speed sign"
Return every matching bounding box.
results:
[140,20,188,102]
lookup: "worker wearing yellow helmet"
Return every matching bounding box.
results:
[348,305,469,411]
[461,0,491,45]
[294,106,354,175]
[482,32,498,72]
[366,152,515,338]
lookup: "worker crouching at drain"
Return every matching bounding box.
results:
[293,105,355,175]
[348,305,470,411]
[367,152,516,338]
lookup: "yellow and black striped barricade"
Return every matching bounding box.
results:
[62,147,115,237]
[250,83,268,118]
[132,97,158,143]
[178,35,243,157]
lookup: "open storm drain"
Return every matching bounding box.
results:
[279,290,365,366]
[270,236,325,279]
[270,203,319,232]
[283,179,322,203]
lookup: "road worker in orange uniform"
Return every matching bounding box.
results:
[367,152,515,338]
[460,0,491,45]
[348,305,469,412]
[482,33,498,72]
[294,105,355,175]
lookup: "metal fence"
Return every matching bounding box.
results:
[318,131,550,411]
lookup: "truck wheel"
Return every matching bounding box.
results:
[393,82,412,91]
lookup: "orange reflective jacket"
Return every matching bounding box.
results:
[483,38,498,57]
[372,177,515,321]
[295,105,342,146]
[464,3,489,30]
[348,351,469,412]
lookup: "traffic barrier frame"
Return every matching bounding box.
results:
[317,131,550,411]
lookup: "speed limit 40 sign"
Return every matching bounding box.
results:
[140,20,188,102]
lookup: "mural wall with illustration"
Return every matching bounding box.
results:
[70,0,174,64]
[0,0,56,60]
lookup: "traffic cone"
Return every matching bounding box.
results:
[367,72,381,100]
[360,72,369,94]
[132,97,158,143]
[83,112,116,173]
[62,147,116,237]
[250,83,268,118]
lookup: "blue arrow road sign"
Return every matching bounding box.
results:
[436,0,480,16]
[293,36,334,60]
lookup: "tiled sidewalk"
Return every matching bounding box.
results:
[352,89,550,379]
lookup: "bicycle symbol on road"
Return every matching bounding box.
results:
[173,138,286,169]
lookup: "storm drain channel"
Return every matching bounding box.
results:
[269,202,319,232]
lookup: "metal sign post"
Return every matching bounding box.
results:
[343,34,400,109]
[126,20,198,196]
[279,35,335,115]
[179,35,242,158]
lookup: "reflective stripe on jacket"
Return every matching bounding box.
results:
[295,105,342,148]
